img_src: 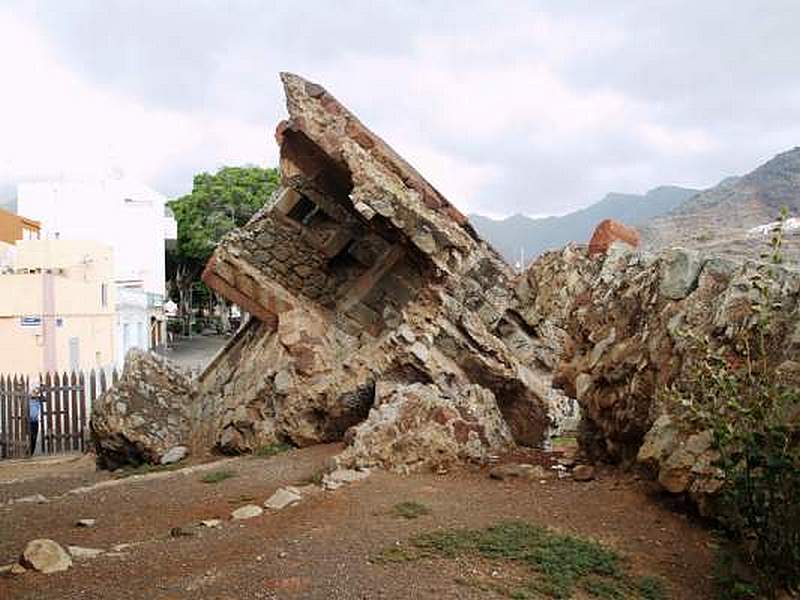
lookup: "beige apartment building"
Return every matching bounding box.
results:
[0,239,115,376]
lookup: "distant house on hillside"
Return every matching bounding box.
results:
[17,178,177,368]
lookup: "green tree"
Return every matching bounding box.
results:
[167,166,280,334]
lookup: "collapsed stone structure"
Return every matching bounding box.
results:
[196,72,576,471]
[522,240,800,511]
[90,74,797,517]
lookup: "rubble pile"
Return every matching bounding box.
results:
[196,72,577,471]
[91,350,197,470]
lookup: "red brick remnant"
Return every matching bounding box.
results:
[587,219,640,256]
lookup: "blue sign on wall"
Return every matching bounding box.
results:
[20,316,42,327]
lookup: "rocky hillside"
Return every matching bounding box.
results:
[470,185,697,263]
[642,147,800,263]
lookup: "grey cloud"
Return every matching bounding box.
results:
[7,0,800,214]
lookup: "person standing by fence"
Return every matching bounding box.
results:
[28,384,45,457]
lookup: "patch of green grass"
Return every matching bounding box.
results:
[550,435,577,448]
[636,575,668,600]
[253,442,293,458]
[392,501,432,520]
[200,469,236,484]
[377,520,667,599]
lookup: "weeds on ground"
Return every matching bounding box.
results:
[253,442,292,458]
[376,520,666,599]
[200,469,236,484]
[712,545,759,600]
[392,501,432,519]
[113,462,183,479]
[298,469,325,486]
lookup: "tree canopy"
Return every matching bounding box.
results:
[169,165,280,265]
[166,166,280,328]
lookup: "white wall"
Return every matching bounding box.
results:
[115,285,148,369]
[17,178,176,297]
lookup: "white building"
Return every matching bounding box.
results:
[17,177,177,368]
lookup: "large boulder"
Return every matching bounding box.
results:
[91,349,197,470]
[336,381,514,472]
[20,539,72,574]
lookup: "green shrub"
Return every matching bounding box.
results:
[665,211,800,598]
[253,442,293,458]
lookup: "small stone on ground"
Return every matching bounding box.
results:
[231,504,263,520]
[489,463,550,481]
[572,465,596,481]
[160,445,189,465]
[67,546,105,559]
[264,487,302,510]
[200,519,222,528]
[76,518,96,528]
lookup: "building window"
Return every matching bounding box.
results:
[101,283,108,307]
[286,195,318,225]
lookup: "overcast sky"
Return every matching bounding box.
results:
[1,1,799,217]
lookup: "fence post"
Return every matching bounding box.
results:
[0,375,7,459]
[78,371,87,452]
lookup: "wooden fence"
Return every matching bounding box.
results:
[0,369,118,459]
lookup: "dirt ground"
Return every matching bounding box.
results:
[0,446,717,600]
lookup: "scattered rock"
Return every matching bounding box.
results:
[264,487,302,510]
[335,382,514,473]
[659,247,704,300]
[75,518,96,528]
[572,465,596,482]
[200,519,222,528]
[160,445,189,465]
[19,539,72,574]
[111,543,136,552]
[557,456,576,468]
[10,563,27,575]
[169,526,196,538]
[67,546,104,560]
[489,463,550,481]
[322,468,371,490]
[13,493,48,504]
[231,505,263,520]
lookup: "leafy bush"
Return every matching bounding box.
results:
[665,211,800,598]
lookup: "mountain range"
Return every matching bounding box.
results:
[472,146,800,266]
[470,186,698,263]
[641,147,800,263]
